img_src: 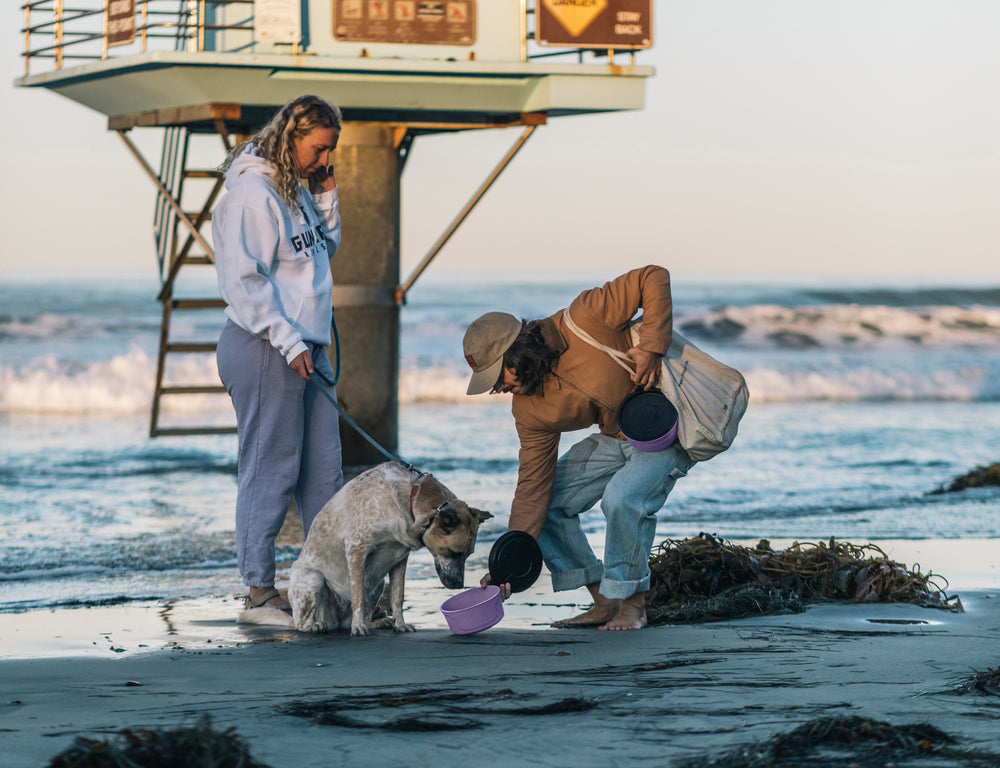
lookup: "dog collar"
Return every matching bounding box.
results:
[408,485,450,536]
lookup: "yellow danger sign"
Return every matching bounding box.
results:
[541,0,607,38]
[536,0,652,49]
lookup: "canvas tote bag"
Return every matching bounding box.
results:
[562,310,749,461]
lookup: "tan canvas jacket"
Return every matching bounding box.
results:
[508,265,673,537]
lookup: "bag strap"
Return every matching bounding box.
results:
[560,309,636,375]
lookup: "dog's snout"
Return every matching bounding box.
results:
[434,558,466,589]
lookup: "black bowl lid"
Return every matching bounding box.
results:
[488,530,543,593]
[617,389,678,442]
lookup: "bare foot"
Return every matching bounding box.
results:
[598,593,647,631]
[552,593,621,628]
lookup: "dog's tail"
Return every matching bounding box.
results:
[236,606,296,628]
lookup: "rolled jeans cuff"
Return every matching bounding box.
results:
[550,561,604,593]
[598,575,651,601]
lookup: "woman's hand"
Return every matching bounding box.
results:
[480,572,512,601]
[309,165,336,195]
[628,346,661,390]
[290,350,314,380]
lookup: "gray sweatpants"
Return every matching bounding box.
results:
[217,320,344,588]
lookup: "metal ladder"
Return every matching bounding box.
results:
[149,124,235,437]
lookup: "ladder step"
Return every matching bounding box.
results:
[166,342,218,353]
[183,211,213,220]
[183,170,223,179]
[179,256,214,265]
[172,298,226,310]
[160,385,228,395]
[153,426,238,437]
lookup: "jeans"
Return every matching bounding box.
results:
[537,433,693,600]
[217,320,344,588]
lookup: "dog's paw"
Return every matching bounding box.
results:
[392,620,416,633]
[370,616,395,630]
[301,622,329,634]
[350,623,372,637]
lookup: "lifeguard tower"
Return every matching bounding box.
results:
[17,0,655,465]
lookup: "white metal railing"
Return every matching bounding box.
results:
[20,0,255,75]
[20,1,633,77]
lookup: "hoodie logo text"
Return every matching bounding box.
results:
[291,225,327,253]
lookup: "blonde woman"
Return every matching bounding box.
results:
[213,95,344,615]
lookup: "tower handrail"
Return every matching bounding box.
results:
[20,0,256,76]
[21,0,628,77]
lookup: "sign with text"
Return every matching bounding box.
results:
[536,0,652,50]
[255,0,302,44]
[334,0,476,46]
[105,0,136,47]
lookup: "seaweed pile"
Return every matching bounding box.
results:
[933,462,1000,493]
[956,666,1000,697]
[284,687,598,731]
[672,714,1000,768]
[45,716,270,768]
[646,533,963,624]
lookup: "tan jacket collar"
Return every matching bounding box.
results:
[538,314,568,359]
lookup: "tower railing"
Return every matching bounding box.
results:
[20,0,255,75]
[20,0,616,77]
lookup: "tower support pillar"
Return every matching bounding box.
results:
[330,123,405,467]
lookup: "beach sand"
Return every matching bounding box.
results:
[3,541,1000,767]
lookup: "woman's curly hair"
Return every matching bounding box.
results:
[500,320,560,397]
[220,95,342,207]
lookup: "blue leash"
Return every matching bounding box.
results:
[308,312,418,472]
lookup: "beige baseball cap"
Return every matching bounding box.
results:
[463,312,522,395]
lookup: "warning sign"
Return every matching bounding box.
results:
[541,0,606,38]
[255,0,301,44]
[334,0,476,46]
[536,0,652,50]
[105,0,136,48]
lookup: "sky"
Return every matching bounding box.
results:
[2,1,999,283]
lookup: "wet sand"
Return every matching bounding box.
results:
[3,540,1000,767]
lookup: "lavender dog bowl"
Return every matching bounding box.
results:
[440,585,504,635]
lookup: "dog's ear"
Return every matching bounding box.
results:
[436,505,462,533]
[470,507,493,523]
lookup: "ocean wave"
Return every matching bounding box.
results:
[1,352,998,413]
[0,595,170,614]
[781,286,1000,309]
[678,303,1000,349]
[1,299,999,415]
[739,362,1000,403]
[0,347,231,416]
[0,564,115,582]
[0,554,242,581]
[398,352,1000,404]
[0,311,162,343]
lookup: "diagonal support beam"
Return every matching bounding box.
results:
[117,129,215,265]
[157,175,224,302]
[395,123,538,305]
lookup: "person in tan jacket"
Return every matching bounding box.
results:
[463,265,694,630]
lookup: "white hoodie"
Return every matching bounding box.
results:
[212,144,342,364]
